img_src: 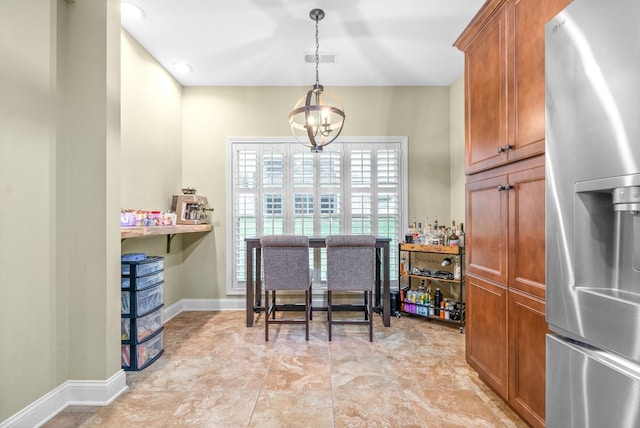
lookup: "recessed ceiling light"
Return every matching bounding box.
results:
[172,63,193,73]
[121,2,146,20]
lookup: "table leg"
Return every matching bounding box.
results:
[246,244,254,327]
[383,241,390,327]
[374,249,382,308]
[255,248,262,309]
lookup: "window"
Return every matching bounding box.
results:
[226,137,407,293]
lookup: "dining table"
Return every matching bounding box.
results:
[244,236,392,328]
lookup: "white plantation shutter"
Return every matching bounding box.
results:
[262,147,285,235]
[233,148,258,282]
[228,138,406,293]
[376,150,400,268]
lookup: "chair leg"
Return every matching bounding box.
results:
[363,291,369,320]
[328,290,333,341]
[368,290,373,342]
[309,286,313,320]
[265,290,270,341]
[271,290,276,319]
[304,290,311,342]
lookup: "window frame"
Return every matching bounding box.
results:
[225,136,408,295]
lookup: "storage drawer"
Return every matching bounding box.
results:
[137,329,164,370]
[136,282,163,315]
[121,344,131,369]
[121,255,164,276]
[121,282,164,317]
[121,306,163,342]
[121,270,163,290]
[121,328,164,371]
[121,291,131,315]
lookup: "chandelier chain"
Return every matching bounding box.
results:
[315,15,320,86]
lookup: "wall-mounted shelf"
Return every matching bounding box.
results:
[121,224,213,252]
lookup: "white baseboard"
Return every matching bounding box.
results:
[162,297,246,323]
[0,370,127,428]
[161,296,329,323]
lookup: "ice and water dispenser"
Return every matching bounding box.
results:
[574,176,640,296]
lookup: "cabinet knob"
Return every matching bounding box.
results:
[497,184,514,192]
[497,144,514,154]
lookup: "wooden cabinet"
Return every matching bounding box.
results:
[465,172,508,285]
[465,155,544,400]
[456,0,570,175]
[508,289,549,427]
[466,273,508,397]
[456,0,571,426]
[507,163,546,300]
[467,156,546,296]
[459,0,509,174]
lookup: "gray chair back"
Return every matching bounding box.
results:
[260,235,310,291]
[326,235,376,291]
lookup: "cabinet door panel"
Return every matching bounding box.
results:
[466,175,508,285]
[508,290,549,428]
[508,164,546,298]
[466,274,509,398]
[464,2,508,174]
[509,0,571,162]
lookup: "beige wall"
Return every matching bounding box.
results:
[120,30,188,308]
[450,75,466,224]
[0,0,57,418]
[0,0,121,421]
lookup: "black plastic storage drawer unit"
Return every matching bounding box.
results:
[121,254,165,371]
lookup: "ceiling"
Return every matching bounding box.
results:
[120,0,485,87]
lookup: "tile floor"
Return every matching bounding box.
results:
[43,310,526,427]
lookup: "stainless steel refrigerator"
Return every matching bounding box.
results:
[546,0,640,425]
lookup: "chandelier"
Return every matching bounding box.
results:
[288,9,345,152]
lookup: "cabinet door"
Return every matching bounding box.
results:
[466,274,509,398]
[466,174,508,285]
[508,0,571,163]
[508,162,546,299]
[463,1,509,174]
[508,289,549,428]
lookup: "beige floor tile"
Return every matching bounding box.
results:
[249,389,334,428]
[43,310,526,428]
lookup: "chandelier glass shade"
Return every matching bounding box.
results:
[288,9,345,152]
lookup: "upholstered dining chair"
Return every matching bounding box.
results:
[326,235,377,342]
[260,235,312,341]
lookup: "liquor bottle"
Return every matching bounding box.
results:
[434,288,442,316]
[458,223,465,248]
[449,221,459,247]
[405,227,413,243]
[453,255,461,280]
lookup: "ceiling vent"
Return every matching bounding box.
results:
[304,53,337,64]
